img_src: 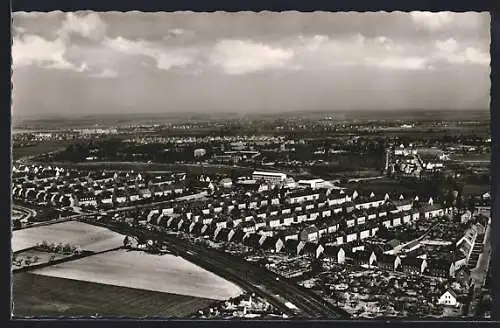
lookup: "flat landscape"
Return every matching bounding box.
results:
[12,221,125,252]
[13,140,71,160]
[32,249,244,301]
[13,272,216,318]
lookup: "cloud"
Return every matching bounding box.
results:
[12,12,489,79]
[435,38,459,53]
[104,36,196,71]
[12,26,27,35]
[410,12,454,31]
[89,68,118,78]
[295,34,428,70]
[367,56,429,70]
[57,12,108,42]
[209,39,294,75]
[12,34,86,72]
[168,28,186,37]
[12,13,107,73]
[433,38,490,65]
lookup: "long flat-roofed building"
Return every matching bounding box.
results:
[252,171,287,184]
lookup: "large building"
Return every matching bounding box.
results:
[252,171,287,184]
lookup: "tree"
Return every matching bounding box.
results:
[55,242,64,254]
[62,243,73,254]
[123,235,131,248]
[13,220,22,229]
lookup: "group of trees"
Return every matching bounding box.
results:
[12,254,40,267]
[36,240,82,256]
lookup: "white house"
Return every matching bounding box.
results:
[297,179,330,190]
[438,289,459,307]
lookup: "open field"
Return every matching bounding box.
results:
[33,249,244,301]
[13,272,216,318]
[461,183,490,196]
[13,140,71,160]
[12,221,124,253]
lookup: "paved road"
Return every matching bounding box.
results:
[12,205,37,221]
[85,221,349,319]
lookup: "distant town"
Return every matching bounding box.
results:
[11,110,491,319]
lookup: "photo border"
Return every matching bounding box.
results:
[6,1,498,327]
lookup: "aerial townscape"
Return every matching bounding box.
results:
[11,11,491,320]
[11,109,491,319]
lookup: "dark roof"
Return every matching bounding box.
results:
[215,227,231,241]
[229,229,246,243]
[352,250,372,262]
[261,236,278,250]
[426,259,453,270]
[377,253,397,264]
[190,222,204,235]
[302,242,319,255]
[284,239,300,251]
[445,288,458,299]
[323,245,343,256]
[242,233,261,247]
[400,256,425,268]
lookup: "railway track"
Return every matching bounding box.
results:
[84,221,348,319]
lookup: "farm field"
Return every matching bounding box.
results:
[13,273,216,318]
[12,221,124,253]
[33,249,244,301]
[13,140,71,160]
[451,152,491,162]
[461,183,490,196]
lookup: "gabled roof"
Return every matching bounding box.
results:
[352,250,372,262]
[324,244,343,256]
[284,238,299,248]
[443,288,458,299]
[426,258,453,270]
[215,227,231,241]
[302,242,319,254]
[258,236,276,249]
[242,233,261,247]
[400,256,425,268]
[377,253,397,264]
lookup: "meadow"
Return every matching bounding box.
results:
[32,249,244,301]
[13,273,216,318]
[12,221,124,253]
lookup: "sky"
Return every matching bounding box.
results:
[11,11,491,117]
